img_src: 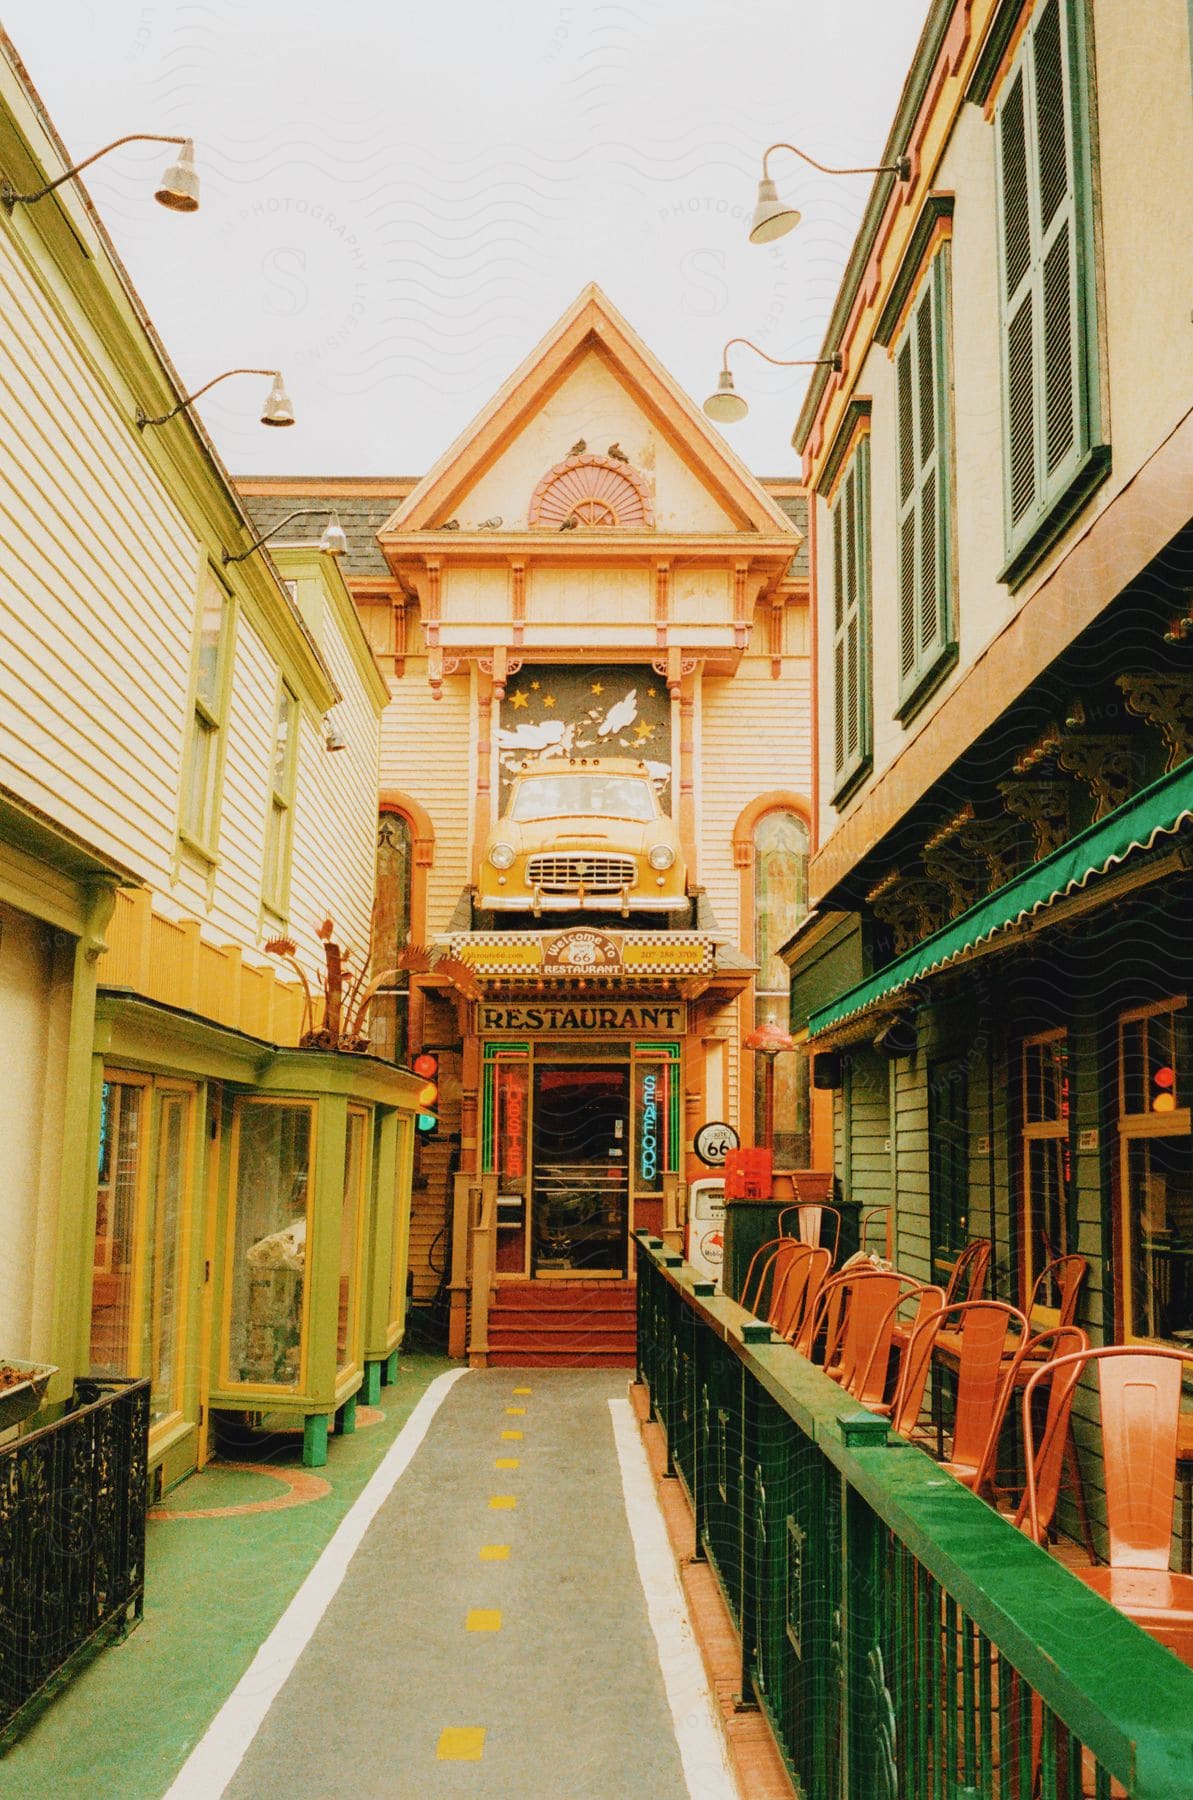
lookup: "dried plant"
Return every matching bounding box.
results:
[265,916,479,1051]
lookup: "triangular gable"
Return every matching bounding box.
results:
[383,284,795,537]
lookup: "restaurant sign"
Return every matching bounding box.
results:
[479,1000,686,1035]
[452,929,714,979]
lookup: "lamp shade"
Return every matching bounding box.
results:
[324,716,347,753]
[743,1018,796,1057]
[318,512,348,556]
[702,369,749,424]
[261,374,295,427]
[155,139,200,212]
[749,175,800,244]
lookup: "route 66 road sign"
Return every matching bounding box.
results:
[693,1120,739,1167]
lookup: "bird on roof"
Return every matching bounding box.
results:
[477,516,503,530]
[438,518,460,530]
[569,438,587,455]
[607,442,629,463]
[559,514,579,530]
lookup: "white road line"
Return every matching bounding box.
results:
[608,1397,741,1800]
[162,1367,469,1800]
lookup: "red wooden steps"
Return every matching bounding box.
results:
[485,1279,637,1367]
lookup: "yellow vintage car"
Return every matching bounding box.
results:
[479,757,687,916]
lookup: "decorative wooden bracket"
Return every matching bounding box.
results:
[427,646,460,702]
[1012,724,1138,822]
[865,870,949,953]
[998,778,1070,861]
[923,802,1020,899]
[651,649,697,696]
[477,650,523,701]
[1116,672,1193,773]
[1054,736,1137,820]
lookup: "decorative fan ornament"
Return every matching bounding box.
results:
[528,453,654,529]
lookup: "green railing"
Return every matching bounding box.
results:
[635,1233,1193,1800]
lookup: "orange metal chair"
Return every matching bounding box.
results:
[1006,1326,1090,1537]
[800,1268,909,1395]
[1023,1252,1088,1331]
[890,1301,1028,1468]
[942,1237,992,1307]
[1022,1345,1193,1664]
[855,1283,946,1416]
[771,1244,831,1345]
[777,1201,842,1263]
[859,1205,894,1261]
[891,1238,992,1362]
[739,1236,802,1317]
[760,1240,816,1328]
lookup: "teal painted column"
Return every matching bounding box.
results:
[303,1413,329,1467]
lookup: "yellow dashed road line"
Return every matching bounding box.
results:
[501,1429,523,1440]
[489,1495,517,1509]
[437,1727,485,1761]
[466,1609,503,1632]
[495,1457,519,1469]
[505,1406,526,1415]
[479,1544,510,1561]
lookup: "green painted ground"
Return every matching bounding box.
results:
[1,1355,456,1800]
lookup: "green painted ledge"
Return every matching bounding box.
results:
[2,1354,456,1800]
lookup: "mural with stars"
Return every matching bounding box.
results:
[497,664,672,810]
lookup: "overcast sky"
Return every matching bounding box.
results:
[4,1,929,477]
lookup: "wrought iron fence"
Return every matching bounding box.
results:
[0,1376,149,1746]
[635,1233,1193,1800]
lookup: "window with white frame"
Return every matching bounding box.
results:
[263,681,298,915]
[182,572,231,851]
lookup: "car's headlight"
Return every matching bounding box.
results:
[488,842,517,870]
[648,844,676,871]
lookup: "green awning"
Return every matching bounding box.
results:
[808,760,1193,1039]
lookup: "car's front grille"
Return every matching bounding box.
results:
[526,853,636,893]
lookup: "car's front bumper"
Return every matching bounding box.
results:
[479,890,688,914]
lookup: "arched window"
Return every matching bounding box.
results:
[372,811,412,1063]
[753,810,810,1166]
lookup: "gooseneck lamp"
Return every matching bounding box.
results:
[2,134,199,213]
[703,339,842,425]
[222,508,348,567]
[750,140,912,244]
[136,368,295,432]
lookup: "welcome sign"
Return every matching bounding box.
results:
[479,1001,686,1034]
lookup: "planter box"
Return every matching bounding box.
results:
[0,1358,58,1431]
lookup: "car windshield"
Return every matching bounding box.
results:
[509,774,655,823]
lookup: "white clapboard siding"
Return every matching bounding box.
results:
[285,596,379,969]
[0,236,201,881]
[380,660,473,934]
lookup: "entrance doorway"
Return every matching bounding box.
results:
[532,1064,629,1275]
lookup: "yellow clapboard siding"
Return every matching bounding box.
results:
[380,660,473,934]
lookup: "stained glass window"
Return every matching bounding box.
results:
[753,811,810,1165]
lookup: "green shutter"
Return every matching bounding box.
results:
[831,437,871,797]
[894,252,952,716]
[995,0,1105,584]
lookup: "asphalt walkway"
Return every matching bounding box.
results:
[200,1370,726,1800]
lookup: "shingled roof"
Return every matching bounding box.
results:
[238,490,407,579]
[236,482,808,582]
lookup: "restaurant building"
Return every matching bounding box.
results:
[242,286,825,1362]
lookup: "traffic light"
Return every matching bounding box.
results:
[412,1050,439,1136]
